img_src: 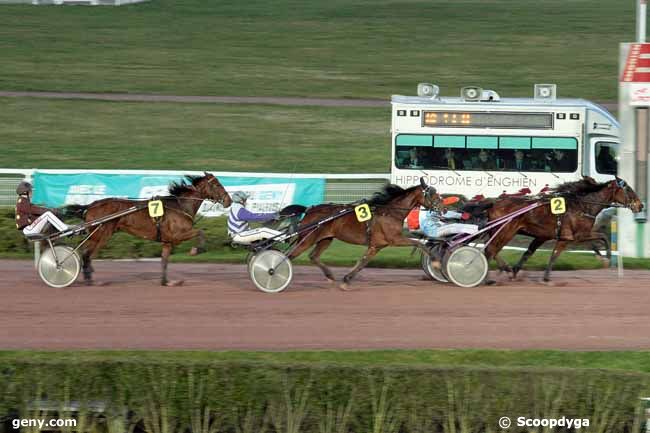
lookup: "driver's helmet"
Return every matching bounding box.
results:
[16,181,32,195]
[231,191,250,204]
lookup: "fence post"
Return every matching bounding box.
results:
[611,216,624,277]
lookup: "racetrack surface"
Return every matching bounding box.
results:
[1,260,647,350]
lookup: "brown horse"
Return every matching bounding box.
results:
[72,173,231,286]
[482,177,643,282]
[288,178,438,290]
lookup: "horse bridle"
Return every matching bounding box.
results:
[422,185,439,210]
[576,179,634,210]
[203,176,230,205]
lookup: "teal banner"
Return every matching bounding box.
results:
[32,172,325,215]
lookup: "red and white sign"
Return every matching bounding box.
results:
[621,43,650,83]
[630,83,650,106]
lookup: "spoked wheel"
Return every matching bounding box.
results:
[421,252,448,283]
[443,245,488,288]
[38,245,81,288]
[249,250,293,293]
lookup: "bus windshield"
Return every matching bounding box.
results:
[395,134,578,173]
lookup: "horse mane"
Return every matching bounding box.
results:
[554,178,608,195]
[168,175,203,196]
[368,184,418,206]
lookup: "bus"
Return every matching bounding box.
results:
[391,83,619,197]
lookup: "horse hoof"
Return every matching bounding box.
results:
[85,280,109,287]
[326,278,336,284]
[339,282,354,291]
[164,280,184,287]
[599,258,611,268]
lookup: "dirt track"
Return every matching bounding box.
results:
[1,260,648,350]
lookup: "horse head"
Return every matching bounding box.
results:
[197,172,232,207]
[418,177,439,209]
[610,177,643,213]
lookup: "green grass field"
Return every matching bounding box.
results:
[2,349,650,373]
[0,0,635,100]
[0,97,388,172]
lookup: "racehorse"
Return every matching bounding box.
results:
[288,178,438,290]
[482,177,643,282]
[70,173,231,286]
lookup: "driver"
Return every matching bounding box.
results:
[228,191,282,244]
[15,181,69,237]
[419,196,479,238]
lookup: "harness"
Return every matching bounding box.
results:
[550,179,633,241]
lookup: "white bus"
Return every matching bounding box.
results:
[391,84,619,197]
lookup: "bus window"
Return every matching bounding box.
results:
[595,142,617,175]
[395,135,435,169]
[530,137,578,173]
[394,134,578,172]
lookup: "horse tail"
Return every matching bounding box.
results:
[62,204,89,219]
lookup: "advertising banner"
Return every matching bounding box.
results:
[32,172,325,216]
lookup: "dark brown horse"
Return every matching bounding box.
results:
[483,177,643,282]
[72,173,231,286]
[288,178,438,290]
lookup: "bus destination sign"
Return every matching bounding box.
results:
[422,111,554,129]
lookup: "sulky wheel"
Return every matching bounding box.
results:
[421,252,448,283]
[37,245,81,288]
[443,245,488,288]
[248,249,293,293]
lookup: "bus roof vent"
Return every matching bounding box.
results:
[481,90,500,102]
[461,86,501,102]
[417,82,440,99]
[534,84,557,101]
[461,86,482,101]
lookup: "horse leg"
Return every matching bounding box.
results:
[160,242,183,286]
[543,240,568,282]
[603,234,612,265]
[340,246,383,291]
[309,238,335,283]
[512,237,545,278]
[493,253,513,274]
[484,224,521,276]
[287,231,320,260]
[189,229,206,256]
[595,234,611,267]
[81,224,116,285]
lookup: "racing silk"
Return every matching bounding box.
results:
[420,210,478,238]
[227,202,276,235]
[15,194,50,230]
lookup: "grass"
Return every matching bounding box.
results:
[1,349,650,373]
[0,0,635,100]
[0,97,388,172]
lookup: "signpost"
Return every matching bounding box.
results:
[618,0,650,258]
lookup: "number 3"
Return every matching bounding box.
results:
[354,204,372,222]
